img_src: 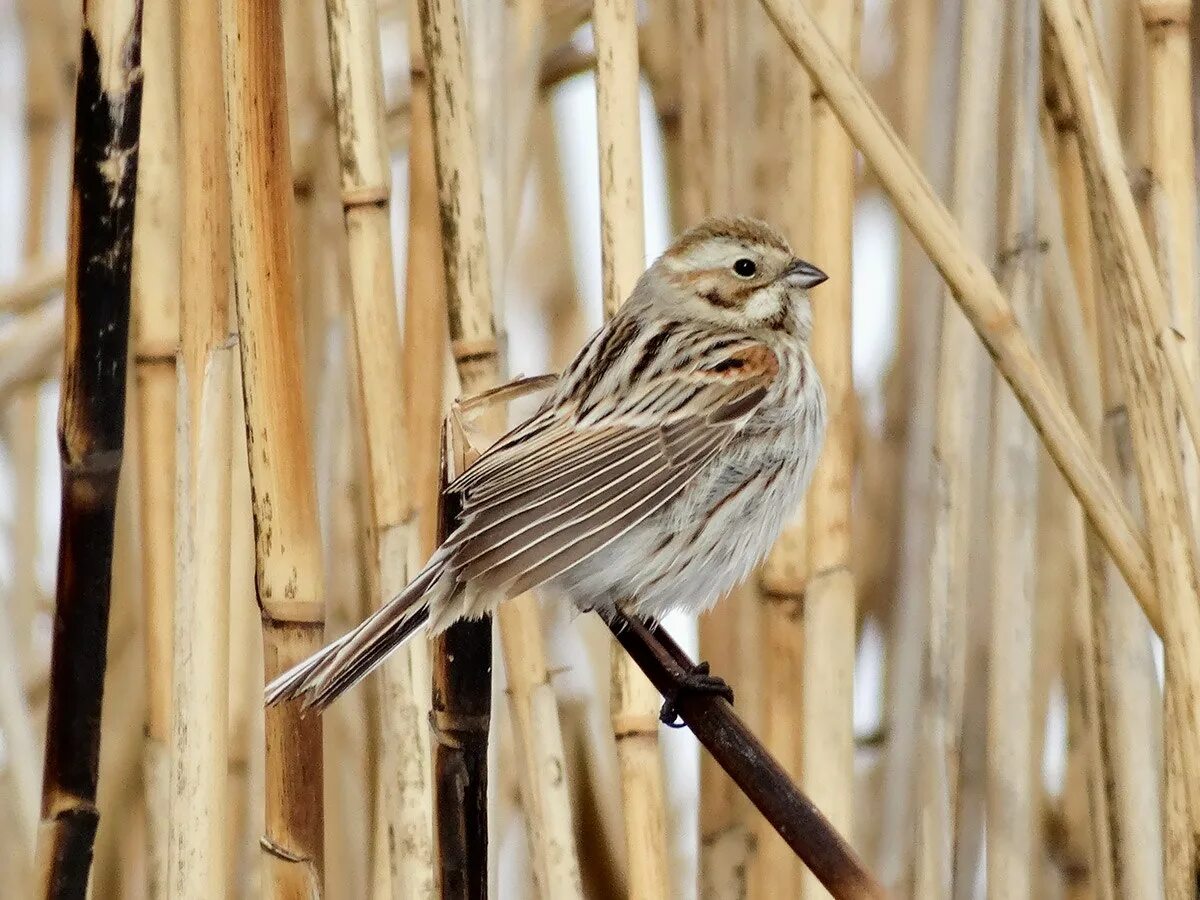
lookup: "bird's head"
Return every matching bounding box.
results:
[643,215,827,339]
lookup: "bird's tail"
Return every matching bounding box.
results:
[265,553,451,711]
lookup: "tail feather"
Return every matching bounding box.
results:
[264,556,450,711]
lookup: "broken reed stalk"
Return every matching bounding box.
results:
[1043,1,1200,882]
[754,16,812,896]
[593,0,671,896]
[220,0,327,891]
[169,0,235,890]
[323,0,435,894]
[414,0,582,893]
[431,422,491,900]
[34,0,146,895]
[801,2,859,886]
[911,0,1005,893]
[756,0,1160,632]
[129,0,179,892]
[984,3,1040,895]
[603,613,886,900]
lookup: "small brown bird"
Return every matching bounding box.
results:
[267,216,828,716]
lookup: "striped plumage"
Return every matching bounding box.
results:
[267,216,828,710]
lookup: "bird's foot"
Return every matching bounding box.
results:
[658,661,734,728]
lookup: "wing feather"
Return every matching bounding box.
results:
[441,324,781,599]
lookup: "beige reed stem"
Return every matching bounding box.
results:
[906,0,1003,894]
[131,0,179,894]
[755,15,812,896]
[594,0,671,896]
[757,0,1158,632]
[412,0,583,895]
[323,0,435,895]
[1043,3,1200,886]
[169,0,236,890]
[800,4,859,895]
[0,260,64,314]
[984,5,1040,896]
[220,0,327,891]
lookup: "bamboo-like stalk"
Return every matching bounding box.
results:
[220,0,326,891]
[593,0,672,896]
[169,0,235,890]
[754,16,812,896]
[0,260,64,314]
[1043,4,1200,887]
[128,0,180,893]
[322,0,435,895]
[759,0,1159,629]
[414,0,583,893]
[984,5,1040,896]
[34,0,146,894]
[905,0,1003,893]
[1035,107,1119,900]
[800,4,859,895]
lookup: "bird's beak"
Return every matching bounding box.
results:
[781,258,828,289]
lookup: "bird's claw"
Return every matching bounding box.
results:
[658,661,734,728]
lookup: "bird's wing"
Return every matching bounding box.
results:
[442,334,779,595]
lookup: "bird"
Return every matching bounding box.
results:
[266,215,828,720]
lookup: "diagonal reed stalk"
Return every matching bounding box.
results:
[757,0,1159,632]
[169,0,236,890]
[220,0,327,891]
[35,0,146,894]
[322,0,435,894]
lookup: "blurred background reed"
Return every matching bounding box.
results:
[0,0,1193,896]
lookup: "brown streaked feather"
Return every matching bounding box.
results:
[666,215,792,259]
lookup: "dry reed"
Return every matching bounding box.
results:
[220,0,326,891]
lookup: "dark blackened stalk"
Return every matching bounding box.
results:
[604,611,888,900]
[35,4,145,898]
[431,431,491,900]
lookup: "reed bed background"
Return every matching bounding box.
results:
[0,0,1196,896]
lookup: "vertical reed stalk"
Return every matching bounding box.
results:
[755,17,812,897]
[759,0,1159,631]
[910,1,1003,893]
[323,0,435,895]
[35,0,146,894]
[984,5,1040,896]
[800,4,859,895]
[169,0,235,890]
[594,0,671,896]
[129,0,179,893]
[411,0,499,892]
[1043,4,1200,890]
[220,0,327,891]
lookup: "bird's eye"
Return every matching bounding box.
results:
[733,258,757,278]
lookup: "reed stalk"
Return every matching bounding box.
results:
[800,4,859,894]
[127,0,180,893]
[904,0,1003,893]
[593,0,672,896]
[169,0,235,890]
[754,17,812,897]
[984,5,1040,896]
[1043,5,1200,888]
[220,0,327,891]
[323,0,436,895]
[0,261,64,314]
[34,0,146,894]
[758,0,1158,632]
